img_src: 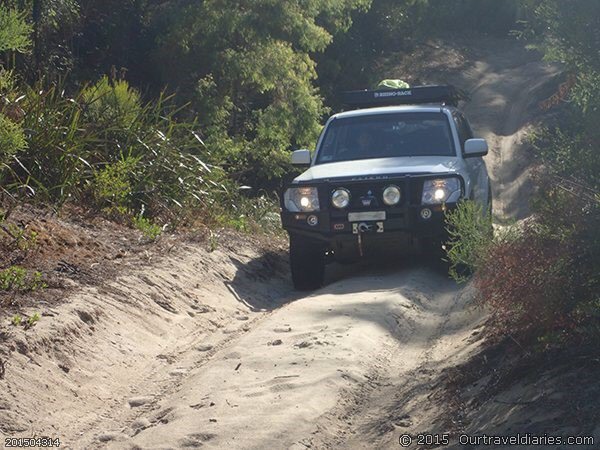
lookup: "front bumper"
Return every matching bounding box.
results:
[281,202,455,243]
[280,174,462,246]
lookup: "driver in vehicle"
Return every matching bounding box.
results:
[341,128,375,159]
[356,129,374,153]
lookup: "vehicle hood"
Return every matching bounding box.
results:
[294,156,461,182]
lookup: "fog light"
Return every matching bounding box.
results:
[307,215,319,226]
[331,188,351,209]
[382,185,401,206]
[420,208,432,220]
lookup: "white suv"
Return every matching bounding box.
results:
[280,85,491,290]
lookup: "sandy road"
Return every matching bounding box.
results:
[453,39,561,221]
[0,37,561,450]
[105,265,476,450]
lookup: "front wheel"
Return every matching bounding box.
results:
[420,236,447,265]
[289,235,325,290]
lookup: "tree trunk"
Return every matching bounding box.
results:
[32,0,42,74]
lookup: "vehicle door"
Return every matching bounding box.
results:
[453,112,487,203]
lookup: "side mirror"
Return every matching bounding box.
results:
[291,149,312,166]
[464,138,488,158]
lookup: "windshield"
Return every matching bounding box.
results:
[316,112,455,164]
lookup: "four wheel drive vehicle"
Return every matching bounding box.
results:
[280,85,491,290]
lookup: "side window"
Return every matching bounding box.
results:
[318,126,337,162]
[453,113,473,151]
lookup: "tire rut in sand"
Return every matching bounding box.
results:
[77,312,279,447]
[292,278,468,450]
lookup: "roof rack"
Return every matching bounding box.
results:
[341,85,464,109]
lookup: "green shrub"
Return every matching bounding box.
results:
[0,266,46,292]
[0,7,32,53]
[4,224,39,252]
[444,200,495,282]
[27,312,41,326]
[10,81,91,202]
[3,77,233,222]
[531,123,600,191]
[0,69,20,101]
[81,76,142,130]
[0,112,27,171]
[90,157,138,211]
[133,215,162,241]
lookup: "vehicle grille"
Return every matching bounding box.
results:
[325,176,424,212]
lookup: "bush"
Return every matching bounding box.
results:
[469,189,600,345]
[0,266,46,292]
[133,215,162,241]
[475,228,571,341]
[444,200,495,282]
[2,77,235,225]
[81,76,143,132]
[9,81,91,201]
[0,112,27,171]
[0,7,32,53]
[444,194,600,344]
[90,157,138,211]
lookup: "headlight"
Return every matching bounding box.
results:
[284,187,320,212]
[331,188,351,209]
[382,185,401,206]
[422,178,462,204]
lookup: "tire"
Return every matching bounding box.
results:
[420,237,446,264]
[289,235,325,290]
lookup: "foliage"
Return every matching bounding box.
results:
[7,80,93,201]
[531,123,600,191]
[444,200,495,282]
[524,1,600,191]
[27,311,41,326]
[0,112,27,172]
[0,7,32,53]
[0,266,46,292]
[0,76,233,223]
[148,0,370,190]
[208,192,283,235]
[81,76,142,130]
[473,195,599,345]
[90,157,138,211]
[10,312,41,327]
[4,223,39,252]
[133,215,162,241]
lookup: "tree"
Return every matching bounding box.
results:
[0,5,31,174]
[0,6,32,54]
[146,0,371,189]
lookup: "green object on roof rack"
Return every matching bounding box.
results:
[377,79,410,90]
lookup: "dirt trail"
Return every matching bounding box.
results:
[0,37,560,449]
[456,41,561,221]
[104,267,482,450]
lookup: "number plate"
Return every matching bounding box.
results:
[353,222,384,234]
[348,211,386,222]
